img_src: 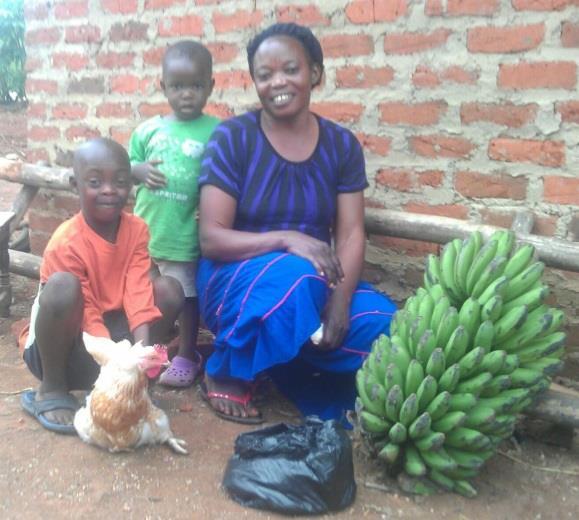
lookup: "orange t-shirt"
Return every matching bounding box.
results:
[32,211,162,338]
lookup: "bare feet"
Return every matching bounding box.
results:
[202,375,262,423]
[35,391,78,427]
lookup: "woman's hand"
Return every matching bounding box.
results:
[316,294,350,351]
[132,160,166,189]
[283,231,344,288]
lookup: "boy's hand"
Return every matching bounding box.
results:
[132,160,166,189]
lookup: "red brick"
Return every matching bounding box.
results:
[52,103,88,119]
[158,15,203,37]
[498,61,577,90]
[65,125,101,141]
[96,103,133,118]
[52,193,80,215]
[276,5,330,26]
[138,103,172,118]
[413,65,479,88]
[447,0,499,15]
[110,75,154,95]
[213,70,253,90]
[336,65,394,88]
[26,28,60,46]
[512,0,578,11]
[27,103,47,119]
[365,198,386,209]
[25,57,43,72]
[384,29,451,54]
[26,79,58,95]
[25,4,50,19]
[376,169,414,192]
[24,148,50,164]
[96,52,135,68]
[207,42,239,64]
[404,202,470,220]
[101,0,138,13]
[143,47,165,67]
[375,0,407,20]
[460,102,538,127]
[533,215,558,236]
[68,77,105,95]
[145,0,186,8]
[52,52,89,71]
[65,25,101,44]
[411,135,475,159]
[379,101,447,126]
[109,126,133,146]
[213,10,263,33]
[425,0,444,15]
[55,0,88,18]
[205,103,235,119]
[556,101,579,123]
[356,133,391,156]
[455,170,528,199]
[442,66,480,85]
[321,34,373,58]
[417,170,444,187]
[489,138,565,167]
[311,102,364,123]
[561,22,579,47]
[543,176,579,204]
[468,24,544,53]
[110,21,149,42]
[371,235,439,256]
[29,125,61,142]
[345,0,373,22]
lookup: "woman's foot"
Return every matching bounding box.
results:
[200,375,263,424]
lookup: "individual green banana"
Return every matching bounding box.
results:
[478,391,522,414]
[427,283,446,302]
[385,384,404,422]
[501,285,549,315]
[454,371,493,396]
[457,346,485,379]
[432,411,466,433]
[498,311,553,352]
[378,442,401,464]
[389,311,411,346]
[415,431,446,452]
[408,316,427,357]
[366,381,387,412]
[405,359,425,397]
[504,261,545,302]
[389,337,412,373]
[399,393,419,427]
[444,325,469,366]
[479,374,511,397]
[420,448,457,473]
[527,378,550,397]
[417,293,436,332]
[416,375,438,412]
[497,353,520,375]
[458,298,481,345]
[444,466,479,480]
[404,294,419,316]
[366,349,386,384]
[409,412,433,439]
[464,405,496,429]
[397,474,438,496]
[440,239,463,304]
[478,349,507,375]
[426,347,446,380]
[425,390,451,421]
[384,363,405,393]
[471,255,508,300]
[454,479,478,498]
[404,445,428,477]
[454,235,478,298]
[509,367,544,387]
[389,421,408,444]
[445,446,486,470]
[538,308,566,337]
[478,275,509,308]
[448,393,478,412]
[428,468,456,491]
[523,357,564,376]
[493,305,528,344]
[480,294,504,322]
[473,320,495,353]
[415,329,437,367]
[359,410,392,434]
[438,363,462,393]
[466,239,499,295]
[491,229,516,258]
[504,243,535,277]
[435,306,460,349]
[425,253,443,287]
[430,295,451,335]
[356,369,382,416]
[445,427,490,450]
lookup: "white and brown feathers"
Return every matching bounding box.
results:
[74,333,187,454]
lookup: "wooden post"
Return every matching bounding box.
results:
[0,212,15,317]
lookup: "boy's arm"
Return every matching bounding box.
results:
[128,124,166,189]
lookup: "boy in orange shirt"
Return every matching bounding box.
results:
[20,137,184,435]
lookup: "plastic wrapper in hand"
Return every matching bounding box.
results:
[222,417,356,515]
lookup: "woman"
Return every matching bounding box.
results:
[197,23,396,423]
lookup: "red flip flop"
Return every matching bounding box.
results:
[199,381,264,425]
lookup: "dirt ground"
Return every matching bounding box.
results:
[0,274,578,520]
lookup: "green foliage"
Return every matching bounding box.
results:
[0,0,26,104]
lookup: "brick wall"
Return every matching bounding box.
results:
[23,0,579,369]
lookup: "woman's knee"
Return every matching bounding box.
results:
[153,275,185,316]
[39,272,82,315]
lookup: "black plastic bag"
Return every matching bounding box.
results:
[222,417,356,515]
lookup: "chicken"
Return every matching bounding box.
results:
[74,333,188,454]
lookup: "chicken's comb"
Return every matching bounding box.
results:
[145,344,169,379]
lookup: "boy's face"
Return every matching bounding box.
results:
[73,144,132,231]
[161,56,214,121]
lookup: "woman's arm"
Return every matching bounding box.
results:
[199,185,344,284]
[319,191,366,349]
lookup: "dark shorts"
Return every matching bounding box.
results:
[23,311,132,390]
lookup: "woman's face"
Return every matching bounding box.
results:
[252,35,321,120]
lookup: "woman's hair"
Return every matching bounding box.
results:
[246,23,324,86]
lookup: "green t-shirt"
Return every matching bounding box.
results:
[129,114,220,261]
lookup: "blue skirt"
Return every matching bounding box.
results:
[197,252,397,420]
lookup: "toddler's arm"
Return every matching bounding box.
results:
[131,159,166,189]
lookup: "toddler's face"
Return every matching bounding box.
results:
[162,57,213,121]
